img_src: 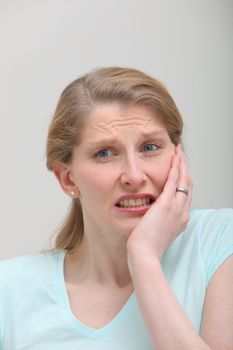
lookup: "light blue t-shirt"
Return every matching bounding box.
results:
[0,209,233,349]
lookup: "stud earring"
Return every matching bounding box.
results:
[70,190,75,197]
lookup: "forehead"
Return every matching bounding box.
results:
[81,103,166,139]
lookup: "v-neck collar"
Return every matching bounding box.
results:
[54,250,136,340]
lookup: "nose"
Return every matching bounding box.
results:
[120,155,147,189]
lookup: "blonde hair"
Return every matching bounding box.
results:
[46,67,183,251]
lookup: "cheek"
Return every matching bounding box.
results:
[75,166,116,199]
[151,154,173,190]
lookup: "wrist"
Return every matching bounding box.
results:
[127,239,163,263]
[127,245,162,275]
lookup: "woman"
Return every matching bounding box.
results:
[0,67,232,349]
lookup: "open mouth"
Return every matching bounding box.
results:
[116,196,155,208]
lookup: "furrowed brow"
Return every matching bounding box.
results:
[140,130,167,138]
[89,138,118,147]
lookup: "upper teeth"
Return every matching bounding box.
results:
[118,198,151,208]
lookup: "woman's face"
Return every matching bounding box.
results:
[69,103,175,240]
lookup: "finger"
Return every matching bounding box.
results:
[175,146,190,205]
[183,176,193,213]
[161,152,180,201]
[177,145,190,184]
[181,176,193,225]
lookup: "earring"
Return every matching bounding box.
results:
[69,188,80,198]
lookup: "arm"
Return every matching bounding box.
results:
[127,253,211,350]
[127,252,233,350]
[127,147,233,349]
[200,254,233,349]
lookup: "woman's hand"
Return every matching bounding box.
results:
[127,145,192,261]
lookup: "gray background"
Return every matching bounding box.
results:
[0,0,232,260]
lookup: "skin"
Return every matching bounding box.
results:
[54,101,192,326]
[55,103,183,285]
[54,103,233,348]
[71,103,177,239]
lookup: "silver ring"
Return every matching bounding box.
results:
[176,187,189,196]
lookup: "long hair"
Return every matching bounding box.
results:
[46,67,183,251]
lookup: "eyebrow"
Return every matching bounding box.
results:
[140,130,167,138]
[89,130,167,147]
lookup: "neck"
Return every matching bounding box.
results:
[64,229,133,288]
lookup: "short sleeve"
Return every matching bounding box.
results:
[0,260,14,346]
[0,257,23,348]
[199,208,233,286]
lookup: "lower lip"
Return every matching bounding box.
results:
[114,205,151,216]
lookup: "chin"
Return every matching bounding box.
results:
[116,218,141,237]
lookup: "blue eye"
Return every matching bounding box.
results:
[143,144,158,152]
[96,149,113,158]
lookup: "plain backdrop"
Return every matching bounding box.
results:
[0,0,232,260]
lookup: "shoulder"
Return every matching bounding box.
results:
[0,251,65,345]
[191,207,233,241]
[196,207,233,225]
[187,208,233,240]
[0,250,63,290]
[189,207,233,252]
[190,208,233,285]
[190,207,233,225]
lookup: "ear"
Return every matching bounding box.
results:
[53,161,80,198]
